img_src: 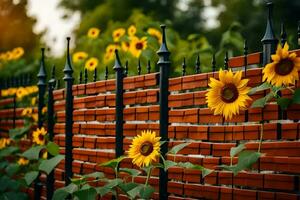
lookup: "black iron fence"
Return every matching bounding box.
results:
[0,2,299,200]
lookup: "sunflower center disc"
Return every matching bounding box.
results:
[136,42,143,50]
[275,59,294,75]
[140,141,154,156]
[221,83,239,103]
[38,134,44,141]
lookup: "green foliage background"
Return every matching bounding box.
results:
[0,0,300,83]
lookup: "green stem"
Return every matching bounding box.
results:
[258,123,264,153]
[114,165,119,200]
[144,167,152,186]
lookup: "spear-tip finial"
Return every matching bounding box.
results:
[105,66,108,80]
[182,57,186,76]
[157,24,170,55]
[37,47,46,85]
[261,1,277,43]
[137,59,141,75]
[195,54,201,74]
[212,53,216,72]
[147,60,151,74]
[124,60,128,76]
[113,49,123,70]
[224,52,229,70]
[280,22,287,46]
[63,37,73,77]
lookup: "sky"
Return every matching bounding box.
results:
[27,0,80,56]
[27,0,220,57]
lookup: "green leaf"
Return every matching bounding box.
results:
[160,141,167,146]
[0,191,28,200]
[46,142,60,156]
[0,161,8,170]
[95,179,122,197]
[235,151,260,175]
[71,177,86,186]
[119,168,141,177]
[73,187,97,200]
[0,177,21,192]
[52,183,78,200]
[0,146,19,158]
[5,163,19,177]
[39,154,64,175]
[230,143,245,158]
[168,142,191,154]
[139,185,155,199]
[99,156,126,169]
[127,184,143,199]
[119,182,139,194]
[250,92,273,108]
[105,178,123,188]
[218,164,237,171]
[95,186,112,197]
[277,97,292,110]
[21,145,45,160]
[64,183,79,193]
[24,171,39,186]
[235,151,261,172]
[9,126,30,140]
[163,160,177,171]
[52,189,69,200]
[177,162,213,178]
[292,88,300,104]
[248,82,271,95]
[83,172,105,179]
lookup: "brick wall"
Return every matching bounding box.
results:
[1,50,300,199]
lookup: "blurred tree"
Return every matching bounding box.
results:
[211,0,300,52]
[59,0,208,38]
[0,0,40,55]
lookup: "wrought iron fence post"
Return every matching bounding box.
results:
[46,65,56,200]
[157,24,170,200]
[113,50,124,157]
[261,1,278,66]
[63,37,74,185]
[12,94,16,128]
[35,48,47,200]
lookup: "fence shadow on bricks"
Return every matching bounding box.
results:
[1,1,300,200]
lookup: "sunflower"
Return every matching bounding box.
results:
[32,127,47,145]
[1,89,9,97]
[16,87,28,99]
[113,28,126,42]
[12,47,24,59]
[6,88,16,96]
[103,44,119,63]
[147,28,162,44]
[4,51,13,61]
[205,69,252,120]
[31,97,37,106]
[85,57,98,71]
[73,52,88,63]
[32,114,38,122]
[21,107,33,117]
[42,151,48,159]
[128,130,160,167]
[263,42,300,87]
[128,25,136,37]
[87,27,100,39]
[129,36,147,58]
[121,41,130,52]
[18,157,29,166]
[42,107,47,114]
[0,138,11,149]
